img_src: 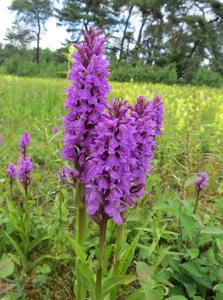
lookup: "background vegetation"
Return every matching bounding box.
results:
[0,76,223,299]
[0,0,223,87]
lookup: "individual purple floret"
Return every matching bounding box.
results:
[62,26,110,175]
[19,132,30,156]
[7,163,17,181]
[195,172,208,192]
[17,156,33,188]
[53,127,59,134]
[0,134,2,146]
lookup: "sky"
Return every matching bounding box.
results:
[0,0,70,49]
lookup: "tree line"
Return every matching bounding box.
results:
[1,0,223,85]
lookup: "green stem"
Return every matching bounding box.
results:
[75,184,88,300]
[96,214,108,300]
[178,200,183,245]
[194,190,200,214]
[113,224,125,274]
[23,184,30,257]
[78,205,87,247]
[10,180,13,201]
[24,185,29,229]
[110,224,125,300]
[75,184,87,246]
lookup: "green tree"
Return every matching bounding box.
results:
[163,0,223,77]
[9,0,54,63]
[5,20,35,49]
[112,0,135,60]
[132,0,164,57]
[57,0,119,42]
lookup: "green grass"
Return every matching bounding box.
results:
[1,76,222,193]
[0,75,223,299]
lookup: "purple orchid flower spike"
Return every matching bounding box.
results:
[195,172,208,192]
[19,132,30,156]
[7,163,17,181]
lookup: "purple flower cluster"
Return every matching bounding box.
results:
[19,132,30,156]
[6,133,33,188]
[17,156,32,187]
[61,27,163,224]
[7,163,17,181]
[83,97,163,224]
[130,95,163,198]
[195,172,208,192]
[83,100,137,224]
[62,27,110,174]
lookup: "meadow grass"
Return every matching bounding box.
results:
[0,75,223,299]
[0,75,222,194]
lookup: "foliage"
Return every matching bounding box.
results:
[0,48,222,87]
[56,0,223,77]
[56,0,119,41]
[0,47,67,78]
[190,68,223,88]
[9,0,54,63]
[0,76,222,298]
[110,63,178,85]
[2,0,223,77]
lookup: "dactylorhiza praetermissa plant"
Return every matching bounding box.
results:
[61,27,163,225]
[18,133,33,191]
[17,156,33,190]
[61,27,163,300]
[6,133,33,193]
[6,133,32,213]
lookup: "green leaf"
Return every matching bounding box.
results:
[184,175,199,189]
[186,248,199,259]
[67,235,86,262]
[181,261,202,278]
[102,275,136,297]
[36,263,51,274]
[184,282,196,297]
[136,262,151,283]
[201,227,223,235]
[180,214,199,239]
[31,254,72,270]
[214,283,223,294]
[126,289,145,300]
[122,275,136,285]
[181,261,211,288]
[0,254,14,279]
[4,232,27,267]
[76,260,95,300]
[141,283,163,300]
[118,233,140,275]
[28,234,50,252]
[166,296,187,300]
